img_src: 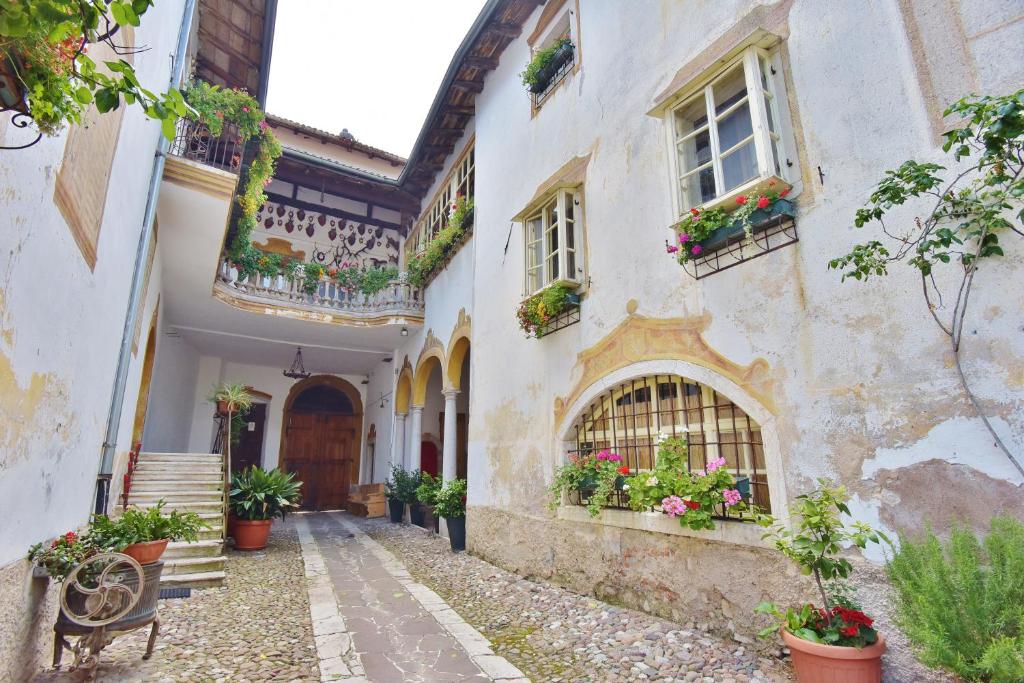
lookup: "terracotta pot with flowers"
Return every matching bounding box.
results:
[754,481,890,683]
[88,501,207,565]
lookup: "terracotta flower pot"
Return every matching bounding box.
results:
[783,629,885,683]
[217,400,230,415]
[121,539,169,565]
[233,519,272,550]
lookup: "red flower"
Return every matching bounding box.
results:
[735,195,748,205]
[779,187,790,198]
[689,207,700,216]
[684,500,701,510]
[841,625,859,637]
[756,195,770,209]
[617,466,629,475]
[64,531,77,542]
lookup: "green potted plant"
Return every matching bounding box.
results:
[88,501,207,565]
[415,472,443,533]
[229,467,302,550]
[549,449,629,517]
[384,465,420,524]
[754,481,890,683]
[209,382,253,417]
[28,531,107,582]
[520,37,574,94]
[434,478,468,552]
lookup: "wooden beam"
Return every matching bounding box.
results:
[463,56,499,70]
[442,105,475,116]
[485,22,522,38]
[264,192,403,232]
[451,79,484,94]
[422,144,454,154]
[274,163,420,213]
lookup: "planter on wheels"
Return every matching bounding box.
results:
[445,516,466,552]
[782,629,885,683]
[387,498,404,523]
[233,519,272,550]
[121,539,169,565]
[409,503,426,528]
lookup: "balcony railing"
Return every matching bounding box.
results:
[215,259,425,322]
[169,118,245,173]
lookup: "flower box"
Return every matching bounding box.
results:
[577,473,626,494]
[697,198,796,255]
[734,476,751,500]
[530,41,574,94]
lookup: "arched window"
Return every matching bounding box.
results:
[568,374,771,513]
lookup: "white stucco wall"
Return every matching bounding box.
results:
[142,298,201,453]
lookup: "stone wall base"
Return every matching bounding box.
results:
[0,558,58,682]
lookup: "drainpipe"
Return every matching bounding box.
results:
[93,0,199,515]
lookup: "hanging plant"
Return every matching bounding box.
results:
[407,195,473,287]
[0,1,190,141]
[516,283,577,338]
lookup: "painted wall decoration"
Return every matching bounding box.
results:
[257,199,401,268]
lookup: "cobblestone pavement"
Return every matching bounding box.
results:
[360,517,793,683]
[34,522,319,683]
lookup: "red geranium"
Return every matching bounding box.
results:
[756,195,770,209]
[684,499,701,510]
[617,465,629,475]
[735,194,748,205]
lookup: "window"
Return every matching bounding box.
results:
[668,46,790,214]
[567,374,771,516]
[523,188,583,295]
[526,0,580,109]
[408,143,474,257]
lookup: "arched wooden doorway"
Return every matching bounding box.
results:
[280,376,363,511]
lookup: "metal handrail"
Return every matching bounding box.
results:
[168,118,245,173]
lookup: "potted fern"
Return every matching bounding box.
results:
[754,481,890,682]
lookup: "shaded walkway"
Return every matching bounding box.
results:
[297,512,527,682]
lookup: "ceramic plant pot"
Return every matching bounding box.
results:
[782,629,885,683]
[121,539,169,565]
[446,516,466,552]
[233,519,272,550]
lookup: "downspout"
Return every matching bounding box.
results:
[93,0,199,515]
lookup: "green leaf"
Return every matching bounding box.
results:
[161,116,177,141]
[73,87,93,104]
[794,628,823,644]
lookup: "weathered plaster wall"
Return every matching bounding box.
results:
[0,560,57,682]
[0,1,187,676]
[394,0,1024,639]
[362,359,396,483]
[143,297,201,452]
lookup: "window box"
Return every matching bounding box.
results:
[697,197,795,254]
[528,40,575,94]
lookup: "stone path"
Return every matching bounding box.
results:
[360,516,794,683]
[300,512,527,682]
[34,521,319,682]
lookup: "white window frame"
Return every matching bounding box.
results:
[408,143,475,256]
[522,187,584,297]
[665,45,796,219]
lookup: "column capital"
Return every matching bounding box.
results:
[442,388,460,400]
[395,411,408,419]
[410,405,424,414]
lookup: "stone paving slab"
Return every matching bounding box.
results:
[360,516,795,683]
[302,511,528,682]
[33,522,319,682]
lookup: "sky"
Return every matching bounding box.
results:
[265,0,488,158]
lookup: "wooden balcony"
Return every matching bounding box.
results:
[213,259,425,327]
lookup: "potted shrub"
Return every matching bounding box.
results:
[89,501,207,564]
[623,435,748,530]
[415,472,443,533]
[229,467,302,550]
[520,38,574,94]
[385,465,419,524]
[754,481,890,683]
[434,478,468,552]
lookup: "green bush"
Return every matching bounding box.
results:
[415,472,442,506]
[385,465,420,504]
[887,517,1024,682]
[434,478,467,519]
[229,467,302,520]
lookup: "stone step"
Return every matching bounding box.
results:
[160,570,226,589]
[132,500,223,513]
[132,472,223,482]
[164,540,224,558]
[130,481,222,493]
[140,452,221,460]
[163,555,227,575]
[129,489,223,499]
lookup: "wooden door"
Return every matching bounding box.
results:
[233,403,266,474]
[286,413,323,511]
[320,414,355,510]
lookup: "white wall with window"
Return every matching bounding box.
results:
[665,45,797,216]
[408,143,475,256]
[523,187,584,296]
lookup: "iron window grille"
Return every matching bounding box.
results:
[567,374,771,519]
[531,47,575,109]
[169,117,244,174]
[683,212,798,279]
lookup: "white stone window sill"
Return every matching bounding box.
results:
[677,173,792,222]
[556,504,774,549]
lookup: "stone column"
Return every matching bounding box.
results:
[393,412,407,473]
[408,406,423,472]
[441,389,459,483]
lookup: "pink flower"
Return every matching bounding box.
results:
[756,195,770,209]
[596,450,610,461]
[661,495,687,518]
[723,489,742,507]
[736,195,748,205]
[242,106,250,113]
[690,244,703,255]
[780,187,790,198]
[259,120,270,131]
[666,244,679,254]
[678,233,690,244]
[691,214,700,222]
[705,456,727,473]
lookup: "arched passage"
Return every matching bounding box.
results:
[413,353,444,476]
[280,375,363,511]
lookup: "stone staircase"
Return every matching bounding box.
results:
[346,483,386,517]
[126,452,227,588]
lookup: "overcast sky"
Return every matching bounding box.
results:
[265,0,487,158]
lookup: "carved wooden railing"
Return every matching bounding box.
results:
[215,259,425,320]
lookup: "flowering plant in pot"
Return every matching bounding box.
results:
[28,531,108,581]
[548,449,629,517]
[520,37,574,93]
[623,435,746,531]
[415,472,443,532]
[754,481,891,682]
[434,478,467,551]
[229,467,302,550]
[88,501,207,565]
[667,182,792,262]
[384,465,419,523]
[516,283,578,338]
